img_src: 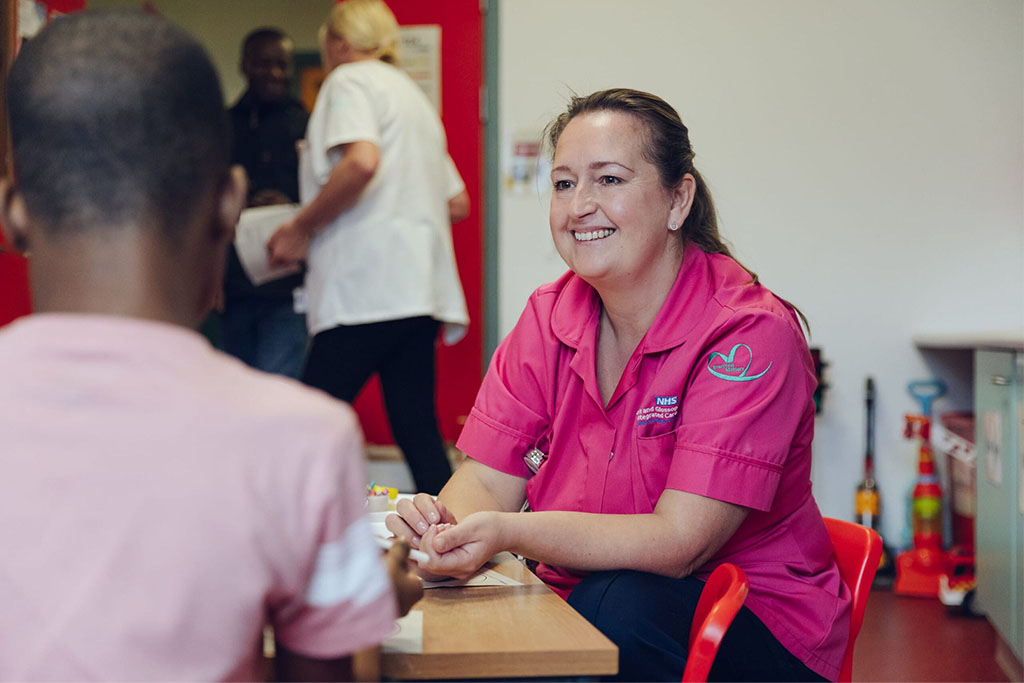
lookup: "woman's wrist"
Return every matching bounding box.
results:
[492,510,520,556]
[292,212,320,238]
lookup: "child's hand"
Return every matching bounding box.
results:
[385,493,458,550]
[384,537,424,617]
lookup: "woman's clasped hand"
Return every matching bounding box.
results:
[384,493,500,581]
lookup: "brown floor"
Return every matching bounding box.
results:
[853,588,1016,682]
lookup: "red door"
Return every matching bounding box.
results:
[350,0,484,447]
[0,242,31,327]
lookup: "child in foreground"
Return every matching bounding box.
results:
[0,9,420,680]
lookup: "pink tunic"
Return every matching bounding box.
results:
[457,247,849,680]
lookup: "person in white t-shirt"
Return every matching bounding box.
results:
[0,11,421,680]
[268,0,470,495]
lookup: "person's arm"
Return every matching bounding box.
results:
[448,190,470,224]
[384,536,425,615]
[271,407,400,679]
[389,456,747,582]
[387,458,526,541]
[442,153,469,224]
[266,140,380,267]
[427,488,748,581]
[423,309,809,581]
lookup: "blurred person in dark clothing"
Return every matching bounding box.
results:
[221,27,309,378]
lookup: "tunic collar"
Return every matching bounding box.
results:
[550,245,718,355]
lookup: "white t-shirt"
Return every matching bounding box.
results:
[0,314,396,680]
[301,59,469,344]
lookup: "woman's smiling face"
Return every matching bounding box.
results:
[549,110,684,290]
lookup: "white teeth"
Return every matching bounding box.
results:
[573,229,615,242]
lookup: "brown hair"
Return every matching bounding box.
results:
[546,88,810,330]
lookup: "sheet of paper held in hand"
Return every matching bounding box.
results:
[234,204,302,285]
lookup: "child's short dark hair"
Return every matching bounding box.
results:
[6,10,230,239]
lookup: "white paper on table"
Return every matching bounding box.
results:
[234,204,302,285]
[422,568,523,589]
[383,610,422,654]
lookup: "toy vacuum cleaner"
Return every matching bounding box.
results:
[894,379,947,596]
[855,377,896,586]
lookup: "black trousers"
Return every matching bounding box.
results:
[568,570,829,682]
[302,316,452,495]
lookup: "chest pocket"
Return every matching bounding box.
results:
[635,428,678,510]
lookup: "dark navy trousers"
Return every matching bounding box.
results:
[568,569,829,682]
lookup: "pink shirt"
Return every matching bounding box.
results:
[0,315,396,681]
[456,247,850,680]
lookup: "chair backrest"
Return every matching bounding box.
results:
[823,517,883,682]
[682,563,749,682]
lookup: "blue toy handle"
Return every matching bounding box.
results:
[907,379,946,416]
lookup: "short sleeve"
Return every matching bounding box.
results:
[456,291,555,479]
[667,309,813,511]
[443,154,466,200]
[306,71,380,185]
[271,411,397,659]
[321,72,381,151]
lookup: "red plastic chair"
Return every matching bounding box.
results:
[682,563,749,682]
[823,517,883,682]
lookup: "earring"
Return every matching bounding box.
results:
[669,222,679,231]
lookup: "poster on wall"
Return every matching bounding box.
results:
[506,136,540,195]
[398,24,441,114]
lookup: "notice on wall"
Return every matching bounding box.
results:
[507,137,541,195]
[399,25,441,114]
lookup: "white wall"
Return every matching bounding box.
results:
[497,0,1024,545]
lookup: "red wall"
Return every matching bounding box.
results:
[0,231,31,327]
[1,0,86,328]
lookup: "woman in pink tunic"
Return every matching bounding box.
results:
[387,88,849,681]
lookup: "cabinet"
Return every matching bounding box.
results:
[914,333,1024,677]
[974,349,1024,666]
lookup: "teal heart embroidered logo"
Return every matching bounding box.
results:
[706,343,772,382]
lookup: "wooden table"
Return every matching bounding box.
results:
[381,553,618,680]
